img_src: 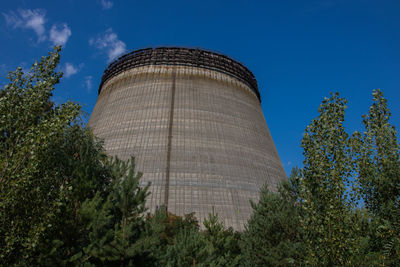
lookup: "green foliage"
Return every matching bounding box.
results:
[202,210,241,266]
[0,47,154,267]
[150,208,241,267]
[0,46,81,264]
[352,89,400,265]
[295,90,400,265]
[105,158,150,264]
[139,208,175,266]
[34,126,114,265]
[298,92,360,265]
[154,209,199,246]
[242,178,305,266]
[354,90,400,217]
[2,47,400,266]
[148,209,203,266]
[163,227,209,267]
[71,157,152,266]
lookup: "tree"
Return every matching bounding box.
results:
[353,89,400,264]
[72,157,152,266]
[0,47,154,267]
[34,126,115,265]
[202,209,241,266]
[298,92,360,265]
[4,46,400,265]
[0,46,82,264]
[163,227,209,267]
[242,175,304,266]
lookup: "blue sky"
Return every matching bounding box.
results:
[1,0,399,175]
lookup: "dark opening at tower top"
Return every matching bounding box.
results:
[99,47,261,102]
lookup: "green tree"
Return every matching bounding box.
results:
[69,157,152,266]
[202,209,241,266]
[298,92,360,266]
[105,157,151,265]
[353,89,400,264]
[150,210,203,266]
[242,175,305,266]
[163,227,209,267]
[0,46,82,264]
[34,126,115,265]
[0,47,154,266]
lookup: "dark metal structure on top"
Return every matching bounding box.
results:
[98,47,261,101]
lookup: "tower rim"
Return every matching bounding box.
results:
[98,47,261,102]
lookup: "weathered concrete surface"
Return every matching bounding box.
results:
[89,64,286,230]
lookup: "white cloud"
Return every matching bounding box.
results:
[84,76,93,92]
[49,23,71,46]
[89,28,126,62]
[100,0,114,10]
[63,62,80,78]
[3,9,47,42]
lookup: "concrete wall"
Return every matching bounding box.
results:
[88,65,286,230]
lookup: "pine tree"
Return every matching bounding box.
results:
[163,227,209,267]
[242,177,304,266]
[72,157,152,266]
[202,209,241,266]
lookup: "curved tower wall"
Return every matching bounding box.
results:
[88,47,286,230]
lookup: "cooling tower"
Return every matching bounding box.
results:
[88,47,286,230]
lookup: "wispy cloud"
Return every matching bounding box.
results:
[84,76,93,92]
[49,23,71,46]
[3,9,47,42]
[63,62,82,78]
[3,9,72,46]
[89,28,126,62]
[100,0,114,10]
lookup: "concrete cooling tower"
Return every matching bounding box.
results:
[88,47,286,230]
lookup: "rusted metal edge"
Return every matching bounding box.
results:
[98,47,261,102]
